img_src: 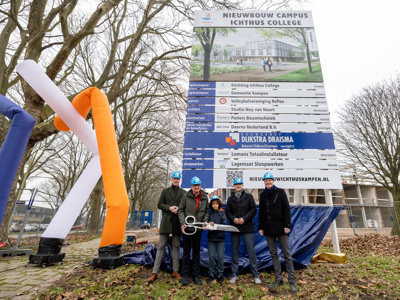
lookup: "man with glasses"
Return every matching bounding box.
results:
[178,176,209,286]
[226,177,261,285]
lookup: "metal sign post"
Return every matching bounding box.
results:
[12,188,37,250]
[0,188,36,257]
[324,189,340,253]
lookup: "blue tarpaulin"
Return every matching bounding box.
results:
[123,205,343,276]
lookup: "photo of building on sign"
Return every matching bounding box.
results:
[190,27,322,82]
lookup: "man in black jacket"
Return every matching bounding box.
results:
[258,172,296,292]
[225,177,261,284]
[148,171,185,283]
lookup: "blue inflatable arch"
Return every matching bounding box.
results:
[0,95,35,225]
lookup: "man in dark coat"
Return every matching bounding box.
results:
[258,172,296,292]
[225,177,261,285]
[147,171,186,283]
[178,176,209,286]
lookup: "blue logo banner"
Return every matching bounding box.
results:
[183,149,214,159]
[186,114,214,122]
[182,170,213,188]
[185,123,215,131]
[188,89,215,97]
[183,159,213,169]
[189,82,216,89]
[184,132,335,149]
[187,105,215,113]
[187,97,215,105]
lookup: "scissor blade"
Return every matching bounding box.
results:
[211,224,239,232]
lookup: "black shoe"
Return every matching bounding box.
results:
[182,275,189,286]
[193,276,202,285]
[217,276,224,284]
[289,283,297,292]
[207,277,214,285]
[268,279,284,289]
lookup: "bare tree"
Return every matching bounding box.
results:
[0,0,308,241]
[334,76,400,236]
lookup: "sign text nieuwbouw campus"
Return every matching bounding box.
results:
[181,10,341,189]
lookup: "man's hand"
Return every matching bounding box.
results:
[284,227,290,234]
[239,218,244,225]
[259,229,264,236]
[234,218,240,224]
[202,223,207,231]
[181,224,187,234]
[169,206,178,214]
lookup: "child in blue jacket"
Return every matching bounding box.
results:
[207,195,227,284]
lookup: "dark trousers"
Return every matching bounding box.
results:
[208,241,225,277]
[230,232,259,277]
[265,234,295,283]
[182,231,202,277]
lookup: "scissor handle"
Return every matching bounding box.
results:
[183,226,197,235]
[185,215,196,224]
[183,215,197,235]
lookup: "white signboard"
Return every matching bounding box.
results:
[194,11,314,28]
[189,81,325,90]
[182,169,342,189]
[187,97,328,106]
[187,114,331,123]
[185,122,332,132]
[184,10,342,189]
[187,106,329,114]
[189,89,326,98]
[183,149,337,160]
[183,159,339,169]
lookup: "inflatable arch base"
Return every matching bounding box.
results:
[92,245,125,269]
[28,237,65,267]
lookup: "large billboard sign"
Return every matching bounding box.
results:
[182,10,341,189]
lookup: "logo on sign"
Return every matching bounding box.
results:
[202,13,212,20]
[201,13,215,24]
[225,133,239,146]
[219,98,227,104]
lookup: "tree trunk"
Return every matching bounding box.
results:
[87,178,103,234]
[128,199,137,229]
[306,45,312,73]
[203,44,212,81]
[391,191,400,236]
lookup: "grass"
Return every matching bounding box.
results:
[190,64,258,78]
[35,243,400,300]
[267,63,323,82]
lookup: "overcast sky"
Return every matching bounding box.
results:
[303,0,400,124]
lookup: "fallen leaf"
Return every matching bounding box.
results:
[357,285,368,290]
[298,280,307,285]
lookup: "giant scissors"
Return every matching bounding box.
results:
[183,215,240,235]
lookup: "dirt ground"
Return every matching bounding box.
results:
[34,232,400,300]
